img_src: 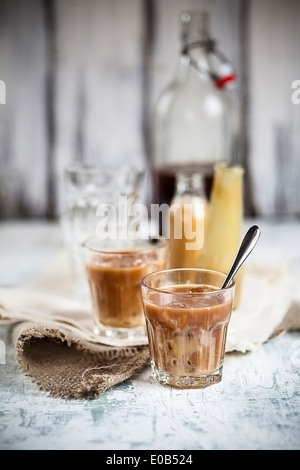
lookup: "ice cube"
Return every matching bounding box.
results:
[167,301,189,309]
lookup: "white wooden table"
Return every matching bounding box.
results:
[0,218,299,451]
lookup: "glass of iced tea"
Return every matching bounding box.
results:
[83,236,169,345]
[141,268,235,389]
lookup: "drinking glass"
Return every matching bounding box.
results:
[83,236,169,345]
[141,268,235,389]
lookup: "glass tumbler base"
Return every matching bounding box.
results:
[93,320,148,347]
[151,363,223,389]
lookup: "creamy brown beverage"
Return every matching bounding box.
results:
[86,250,166,329]
[84,236,169,339]
[143,284,233,378]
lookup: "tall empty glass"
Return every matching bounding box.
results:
[61,163,144,301]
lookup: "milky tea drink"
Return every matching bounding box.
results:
[84,237,168,342]
[141,268,235,389]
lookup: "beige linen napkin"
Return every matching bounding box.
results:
[0,250,299,399]
[226,263,300,352]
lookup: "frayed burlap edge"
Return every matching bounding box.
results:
[13,322,150,399]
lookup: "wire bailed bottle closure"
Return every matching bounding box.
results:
[180,10,236,89]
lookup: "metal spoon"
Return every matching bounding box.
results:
[221,225,261,289]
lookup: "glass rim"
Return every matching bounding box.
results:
[64,163,144,176]
[82,235,169,256]
[141,267,235,294]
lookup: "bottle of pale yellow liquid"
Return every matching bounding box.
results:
[167,172,207,268]
[198,163,244,308]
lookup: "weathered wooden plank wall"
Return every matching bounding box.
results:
[249,0,300,215]
[0,0,49,217]
[52,0,145,215]
[0,0,299,218]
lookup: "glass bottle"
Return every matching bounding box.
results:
[167,171,207,269]
[198,163,244,308]
[151,10,240,212]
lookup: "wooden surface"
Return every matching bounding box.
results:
[0,0,300,218]
[249,0,300,215]
[0,217,299,450]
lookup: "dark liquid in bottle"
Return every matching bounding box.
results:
[153,163,214,207]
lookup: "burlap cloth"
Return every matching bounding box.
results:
[0,250,299,399]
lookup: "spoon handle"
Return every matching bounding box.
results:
[222,225,261,289]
